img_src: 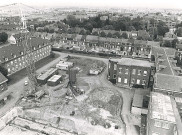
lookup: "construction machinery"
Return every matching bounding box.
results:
[18,3,38,94]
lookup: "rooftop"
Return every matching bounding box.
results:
[152,47,178,75]
[48,75,62,82]
[0,72,8,84]
[154,73,182,93]
[0,34,50,64]
[110,58,154,67]
[37,68,57,81]
[150,92,176,123]
[132,94,143,108]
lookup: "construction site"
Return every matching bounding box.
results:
[0,3,125,135]
[0,54,125,135]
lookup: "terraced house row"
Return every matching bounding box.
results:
[48,33,160,59]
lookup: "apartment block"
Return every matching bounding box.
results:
[0,34,52,75]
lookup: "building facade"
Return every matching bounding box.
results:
[108,58,155,88]
[53,34,160,59]
[0,34,52,76]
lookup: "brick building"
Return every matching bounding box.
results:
[108,58,155,88]
[0,34,52,75]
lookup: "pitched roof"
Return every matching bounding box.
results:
[110,58,154,67]
[0,72,8,84]
[152,47,177,75]
[0,34,50,64]
[154,73,182,93]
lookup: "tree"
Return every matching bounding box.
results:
[121,32,128,39]
[100,31,106,37]
[113,32,121,38]
[92,31,99,36]
[157,21,169,37]
[163,40,171,47]
[0,32,8,43]
[85,23,93,32]
[79,30,86,35]
[107,32,113,38]
[171,39,179,48]
[175,27,182,37]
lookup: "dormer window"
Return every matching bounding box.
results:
[20,52,24,55]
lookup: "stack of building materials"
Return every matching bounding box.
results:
[56,61,73,70]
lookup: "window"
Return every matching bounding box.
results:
[162,123,169,129]
[114,64,117,70]
[132,69,136,75]
[108,63,111,69]
[137,79,140,85]
[142,80,146,85]
[143,71,147,76]
[154,120,161,128]
[138,70,142,75]
[152,133,160,135]
[8,68,10,73]
[118,77,121,83]
[119,68,122,73]
[113,74,116,79]
[131,78,135,84]
[124,78,128,84]
[125,68,129,75]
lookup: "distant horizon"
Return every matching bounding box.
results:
[0,0,182,10]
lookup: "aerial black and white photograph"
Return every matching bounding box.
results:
[0,0,182,135]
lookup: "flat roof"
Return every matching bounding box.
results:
[132,94,143,108]
[48,75,62,82]
[154,73,182,92]
[110,58,154,67]
[37,68,57,80]
[150,92,176,123]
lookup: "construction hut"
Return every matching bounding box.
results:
[47,75,62,86]
[37,68,58,85]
